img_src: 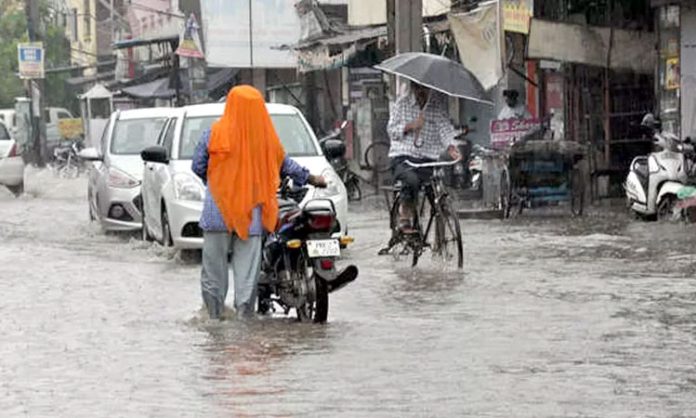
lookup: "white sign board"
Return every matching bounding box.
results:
[18,42,44,79]
[201,0,299,68]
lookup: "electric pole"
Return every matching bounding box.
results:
[25,0,47,167]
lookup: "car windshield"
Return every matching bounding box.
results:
[178,113,319,159]
[110,117,167,155]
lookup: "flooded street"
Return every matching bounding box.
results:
[2,171,696,417]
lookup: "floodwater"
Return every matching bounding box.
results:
[1,169,696,417]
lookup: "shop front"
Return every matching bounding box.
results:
[653,0,696,139]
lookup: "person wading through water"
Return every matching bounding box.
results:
[191,85,326,320]
[387,82,461,233]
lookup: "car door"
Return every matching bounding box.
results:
[144,117,176,240]
[0,122,11,157]
[91,116,114,219]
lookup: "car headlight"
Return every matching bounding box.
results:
[173,173,205,201]
[313,168,343,198]
[107,167,140,189]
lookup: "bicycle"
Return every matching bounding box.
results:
[378,159,464,268]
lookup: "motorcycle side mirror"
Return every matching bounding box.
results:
[322,139,346,160]
[141,145,169,164]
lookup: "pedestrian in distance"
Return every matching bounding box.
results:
[191,85,326,320]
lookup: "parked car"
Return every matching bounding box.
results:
[80,108,173,231]
[0,120,24,196]
[0,109,17,137]
[140,102,349,250]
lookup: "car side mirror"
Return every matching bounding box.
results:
[322,139,345,160]
[78,147,102,161]
[141,145,169,164]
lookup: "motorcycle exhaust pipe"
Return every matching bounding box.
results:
[326,265,358,293]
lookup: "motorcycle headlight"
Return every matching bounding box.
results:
[173,173,205,201]
[313,168,343,199]
[107,167,140,189]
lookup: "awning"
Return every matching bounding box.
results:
[527,18,655,74]
[66,71,115,86]
[79,83,113,99]
[113,34,179,50]
[120,68,239,100]
[288,25,387,50]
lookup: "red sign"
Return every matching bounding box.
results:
[490,118,541,149]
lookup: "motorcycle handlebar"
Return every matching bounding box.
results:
[405,158,463,168]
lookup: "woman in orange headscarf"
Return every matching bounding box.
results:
[191,86,325,319]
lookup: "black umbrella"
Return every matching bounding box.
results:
[374,52,492,105]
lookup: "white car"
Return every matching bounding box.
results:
[140,102,349,249]
[80,108,174,231]
[0,120,24,196]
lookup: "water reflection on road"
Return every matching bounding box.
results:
[1,173,696,417]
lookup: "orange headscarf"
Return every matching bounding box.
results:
[207,85,286,240]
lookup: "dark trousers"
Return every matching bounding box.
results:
[391,156,434,206]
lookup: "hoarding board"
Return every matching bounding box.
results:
[201,0,299,68]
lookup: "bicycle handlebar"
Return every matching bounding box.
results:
[404,158,462,168]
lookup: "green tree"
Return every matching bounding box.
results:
[0,0,73,110]
[0,5,27,108]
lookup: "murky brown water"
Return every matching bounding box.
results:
[2,171,696,417]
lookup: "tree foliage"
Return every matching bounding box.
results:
[0,0,73,110]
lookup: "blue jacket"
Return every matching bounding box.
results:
[191,129,310,234]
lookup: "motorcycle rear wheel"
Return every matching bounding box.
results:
[296,274,329,323]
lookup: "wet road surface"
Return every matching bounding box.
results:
[2,170,696,417]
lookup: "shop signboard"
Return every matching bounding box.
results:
[490,118,540,149]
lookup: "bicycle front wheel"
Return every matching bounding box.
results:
[433,198,464,269]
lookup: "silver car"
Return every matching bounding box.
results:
[80,108,173,231]
[0,120,24,196]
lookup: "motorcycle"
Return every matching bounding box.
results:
[52,137,85,178]
[257,178,358,323]
[624,113,695,220]
[318,121,362,201]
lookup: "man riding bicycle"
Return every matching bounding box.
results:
[387,82,461,233]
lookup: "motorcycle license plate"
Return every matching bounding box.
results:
[306,239,340,258]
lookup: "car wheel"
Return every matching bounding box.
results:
[141,205,154,242]
[161,206,174,247]
[7,181,24,197]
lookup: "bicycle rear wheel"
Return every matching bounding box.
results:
[363,141,391,173]
[432,198,464,269]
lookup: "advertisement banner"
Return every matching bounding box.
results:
[201,0,300,68]
[17,42,44,79]
[490,118,540,149]
[503,0,533,34]
[176,14,205,59]
[666,57,680,90]
[58,118,84,139]
[448,2,503,90]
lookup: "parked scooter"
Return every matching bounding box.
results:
[318,121,362,201]
[624,113,695,220]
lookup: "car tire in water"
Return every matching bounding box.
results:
[161,206,174,247]
[141,205,154,242]
[7,181,23,197]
